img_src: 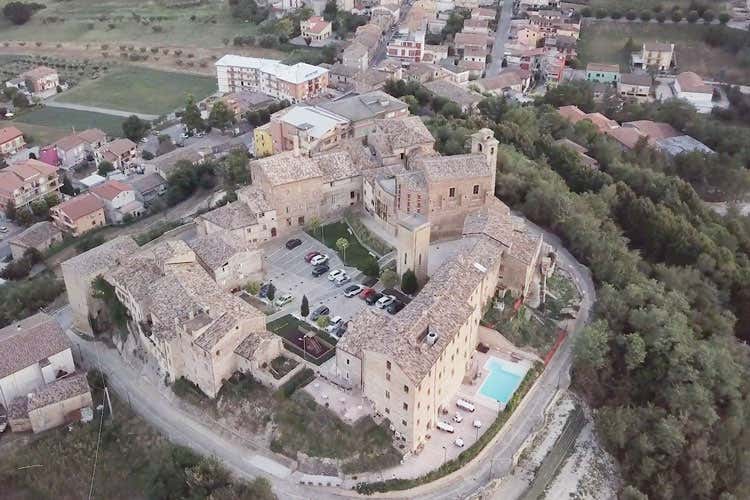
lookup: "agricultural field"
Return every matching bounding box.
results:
[0,53,112,87]
[12,107,126,138]
[578,21,750,83]
[7,121,69,146]
[55,66,217,115]
[0,0,261,48]
[583,0,718,11]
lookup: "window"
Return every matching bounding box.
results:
[350,191,355,199]
[403,385,409,393]
[449,187,456,198]
[385,390,390,399]
[385,408,390,414]
[473,184,480,195]
[402,419,407,426]
[403,402,408,411]
[346,359,350,365]
[386,360,391,370]
[386,372,391,381]
[298,216,305,225]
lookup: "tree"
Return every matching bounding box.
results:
[182,95,205,133]
[401,269,418,294]
[335,237,349,262]
[208,101,235,130]
[221,149,250,187]
[702,9,714,23]
[266,283,275,302]
[380,269,398,288]
[98,160,115,176]
[122,114,150,142]
[671,10,683,22]
[574,319,610,370]
[719,12,730,24]
[3,2,34,25]
[316,315,330,329]
[401,95,420,115]
[362,258,380,277]
[4,199,17,221]
[623,333,646,370]
[687,10,699,23]
[142,150,154,160]
[307,217,321,238]
[323,0,338,22]
[230,0,268,23]
[300,295,309,317]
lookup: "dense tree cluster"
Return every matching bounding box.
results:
[0,274,64,328]
[474,93,750,499]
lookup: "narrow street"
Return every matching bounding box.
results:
[487,0,515,76]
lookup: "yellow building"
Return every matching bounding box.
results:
[253,124,274,158]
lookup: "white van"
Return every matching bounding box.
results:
[436,421,455,433]
[456,399,476,412]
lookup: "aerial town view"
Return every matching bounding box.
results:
[1,0,750,499]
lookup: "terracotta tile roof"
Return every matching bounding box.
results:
[586,62,619,73]
[368,116,435,153]
[675,71,713,94]
[622,120,680,142]
[302,16,331,34]
[89,180,132,201]
[61,235,138,276]
[557,105,586,123]
[21,66,57,81]
[476,69,530,91]
[644,42,673,52]
[411,153,491,181]
[0,126,24,145]
[26,371,90,412]
[54,133,86,151]
[0,313,69,379]
[198,201,258,230]
[585,112,619,132]
[100,138,136,157]
[55,193,104,220]
[605,126,645,150]
[77,128,107,144]
[234,330,277,360]
[619,72,652,87]
[187,230,249,270]
[9,221,61,250]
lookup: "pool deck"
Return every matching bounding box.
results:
[471,351,532,410]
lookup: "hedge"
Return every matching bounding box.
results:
[355,363,542,494]
[277,367,315,398]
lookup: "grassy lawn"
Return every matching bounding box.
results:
[585,0,700,11]
[55,66,217,115]
[8,121,69,146]
[12,107,125,137]
[0,0,262,47]
[578,20,750,83]
[308,221,380,276]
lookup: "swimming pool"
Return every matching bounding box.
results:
[478,357,528,404]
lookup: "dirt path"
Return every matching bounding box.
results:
[44,99,159,120]
[0,40,286,76]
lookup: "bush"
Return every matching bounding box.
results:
[625,10,637,20]
[719,12,730,24]
[671,10,683,22]
[595,8,607,19]
[380,269,398,288]
[277,367,314,398]
[141,150,154,160]
[610,10,621,19]
[76,234,105,253]
[640,11,651,21]
[702,9,714,23]
[580,7,591,17]
[656,12,666,23]
[401,269,418,295]
[687,10,699,23]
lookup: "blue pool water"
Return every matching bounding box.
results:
[479,358,525,404]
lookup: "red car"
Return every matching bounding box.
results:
[359,287,376,300]
[304,251,321,263]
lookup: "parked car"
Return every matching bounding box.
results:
[359,287,376,300]
[366,292,383,305]
[311,254,329,266]
[454,438,465,448]
[473,420,482,429]
[285,238,302,250]
[274,293,293,307]
[344,284,365,297]
[453,413,463,424]
[310,305,330,321]
[325,316,343,332]
[304,250,321,262]
[331,321,348,338]
[312,264,330,277]
[387,300,405,314]
[259,283,272,298]
[376,295,396,309]
[335,274,350,286]
[328,269,346,281]
[0,226,8,233]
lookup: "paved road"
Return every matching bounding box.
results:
[44,99,159,120]
[487,0,515,77]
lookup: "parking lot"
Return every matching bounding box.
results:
[262,231,379,328]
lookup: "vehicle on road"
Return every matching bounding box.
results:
[312,264,330,277]
[274,293,293,307]
[311,254,329,266]
[376,295,396,309]
[328,269,346,281]
[304,251,321,262]
[285,238,302,250]
[335,274,350,286]
[387,300,405,314]
[310,305,330,321]
[359,287,376,300]
[326,316,343,332]
[344,284,365,297]
[366,291,384,305]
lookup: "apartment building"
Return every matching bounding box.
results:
[52,128,107,169]
[0,126,25,156]
[618,73,652,101]
[387,29,426,64]
[89,180,144,223]
[0,158,60,213]
[216,55,329,103]
[50,193,106,236]
[96,138,137,170]
[301,16,333,41]
[267,105,350,155]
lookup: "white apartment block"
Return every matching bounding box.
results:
[216,55,329,103]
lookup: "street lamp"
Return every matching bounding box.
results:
[442,445,447,465]
[298,335,306,362]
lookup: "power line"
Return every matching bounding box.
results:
[87,392,105,500]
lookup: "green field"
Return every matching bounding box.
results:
[55,66,217,115]
[0,0,260,47]
[578,21,750,83]
[13,107,125,138]
[585,0,707,11]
